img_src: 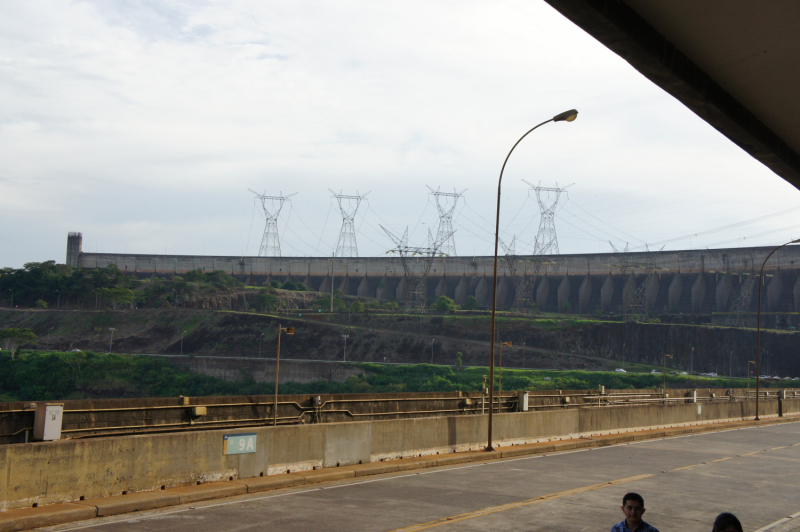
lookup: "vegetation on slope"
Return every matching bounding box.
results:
[0,351,780,403]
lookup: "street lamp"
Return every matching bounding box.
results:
[47,327,54,341]
[748,360,756,389]
[341,334,349,362]
[487,109,578,451]
[55,290,60,309]
[180,331,187,356]
[663,354,673,393]
[172,289,177,309]
[108,327,116,353]
[258,332,265,358]
[691,346,694,374]
[91,289,97,309]
[7,289,12,309]
[498,341,512,404]
[622,342,625,370]
[430,339,436,364]
[273,324,296,426]
[755,239,800,420]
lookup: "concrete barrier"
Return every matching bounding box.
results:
[1,400,795,511]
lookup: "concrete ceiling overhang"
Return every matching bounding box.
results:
[543,0,800,189]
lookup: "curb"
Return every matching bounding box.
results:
[1,416,796,532]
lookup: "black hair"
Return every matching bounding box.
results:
[713,513,743,532]
[622,492,645,507]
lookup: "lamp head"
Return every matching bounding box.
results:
[553,109,578,122]
[285,327,295,335]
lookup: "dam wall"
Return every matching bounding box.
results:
[68,232,800,313]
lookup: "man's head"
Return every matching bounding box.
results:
[621,493,646,528]
[712,513,742,532]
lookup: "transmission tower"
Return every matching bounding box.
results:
[248,189,296,257]
[330,190,368,258]
[524,181,569,256]
[426,186,465,257]
[382,225,452,311]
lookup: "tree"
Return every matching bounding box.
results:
[97,287,135,310]
[350,300,365,313]
[432,296,456,312]
[35,299,48,309]
[464,295,479,310]
[0,328,38,359]
[561,301,571,313]
[455,352,463,372]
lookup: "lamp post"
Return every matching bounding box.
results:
[258,333,265,358]
[486,109,578,451]
[180,331,187,356]
[341,334,349,361]
[91,289,97,309]
[7,289,12,309]
[755,239,800,420]
[748,360,755,389]
[55,290,60,309]
[47,327,54,341]
[663,354,673,393]
[108,327,116,353]
[622,342,625,370]
[273,324,295,426]
[498,341,512,405]
[690,347,694,374]
[430,339,436,364]
[172,289,177,309]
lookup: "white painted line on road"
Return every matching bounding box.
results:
[752,512,800,532]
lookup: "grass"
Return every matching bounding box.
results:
[0,351,793,402]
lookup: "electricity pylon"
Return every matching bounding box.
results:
[427,186,465,257]
[524,181,570,256]
[248,189,296,257]
[382,225,452,311]
[330,190,368,257]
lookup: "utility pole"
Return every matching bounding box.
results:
[273,324,296,426]
[330,255,335,313]
[499,341,512,402]
[341,334,349,361]
[108,328,116,353]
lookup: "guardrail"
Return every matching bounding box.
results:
[2,388,795,445]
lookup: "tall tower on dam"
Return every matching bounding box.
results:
[66,232,82,267]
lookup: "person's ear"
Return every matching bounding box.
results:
[641,508,646,515]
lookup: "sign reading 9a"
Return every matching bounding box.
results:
[223,433,257,455]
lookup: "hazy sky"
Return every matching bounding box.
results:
[2,1,799,268]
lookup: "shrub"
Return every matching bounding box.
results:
[350,300,365,313]
[432,296,456,312]
[34,299,48,309]
[464,295,479,310]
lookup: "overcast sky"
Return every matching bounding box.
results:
[2,1,799,268]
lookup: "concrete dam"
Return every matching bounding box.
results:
[66,232,800,314]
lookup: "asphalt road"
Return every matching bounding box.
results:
[45,421,800,532]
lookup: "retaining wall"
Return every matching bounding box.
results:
[2,399,797,511]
